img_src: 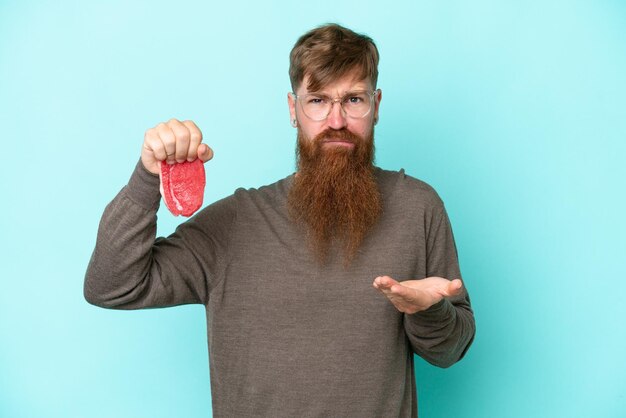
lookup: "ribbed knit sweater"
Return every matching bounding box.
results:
[84,162,475,417]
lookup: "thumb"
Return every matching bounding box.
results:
[198,143,214,163]
[446,279,463,297]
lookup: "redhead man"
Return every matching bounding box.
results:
[85,23,475,417]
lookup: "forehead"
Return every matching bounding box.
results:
[299,73,373,95]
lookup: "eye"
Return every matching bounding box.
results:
[344,94,366,105]
[307,96,326,105]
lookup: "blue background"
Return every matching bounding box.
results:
[1,1,625,417]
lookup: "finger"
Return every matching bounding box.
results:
[167,119,191,163]
[373,275,398,290]
[156,122,177,164]
[383,290,420,314]
[182,120,203,161]
[446,279,463,297]
[144,129,167,162]
[373,277,418,306]
[197,143,214,162]
[388,283,419,303]
[372,280,424,313]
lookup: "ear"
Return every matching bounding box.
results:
[373,89,382,124]
[288,92,297,125]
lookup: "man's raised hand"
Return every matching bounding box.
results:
[141,119,214,175]
[372,276,463,314]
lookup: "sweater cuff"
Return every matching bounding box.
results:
[407,298,455,324]
[126,159,161,211]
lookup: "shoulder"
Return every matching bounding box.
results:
[375,167,444,211]
[186,175,291,228]
[232,174,294,209]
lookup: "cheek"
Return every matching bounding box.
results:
[299,121,324,141]
[349,121,373,139]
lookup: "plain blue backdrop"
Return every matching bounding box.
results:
[1,1,625,417]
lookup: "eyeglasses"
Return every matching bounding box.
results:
[292,90,379,121]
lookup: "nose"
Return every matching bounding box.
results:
[326,99,347,130]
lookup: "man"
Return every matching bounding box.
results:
[85,23,475,417]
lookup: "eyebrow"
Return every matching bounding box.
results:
[308,89,369,97]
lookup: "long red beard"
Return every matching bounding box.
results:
[288,127,382,265]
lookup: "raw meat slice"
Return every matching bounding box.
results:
[159,159,206,217]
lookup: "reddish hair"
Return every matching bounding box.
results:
[289,23,379,93]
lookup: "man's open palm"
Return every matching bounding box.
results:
[372,276,463,314]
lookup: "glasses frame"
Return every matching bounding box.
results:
[292,89,380,121]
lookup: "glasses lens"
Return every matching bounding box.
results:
[342,92,372,118]
[301,95,329,121]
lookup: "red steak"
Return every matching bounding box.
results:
[159,159,206,217]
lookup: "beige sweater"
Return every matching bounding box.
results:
[84,161,475,417]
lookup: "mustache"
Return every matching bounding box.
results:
[313,128,363,144]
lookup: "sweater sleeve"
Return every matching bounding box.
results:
[83,160,235,309]
[403,205,476,368]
